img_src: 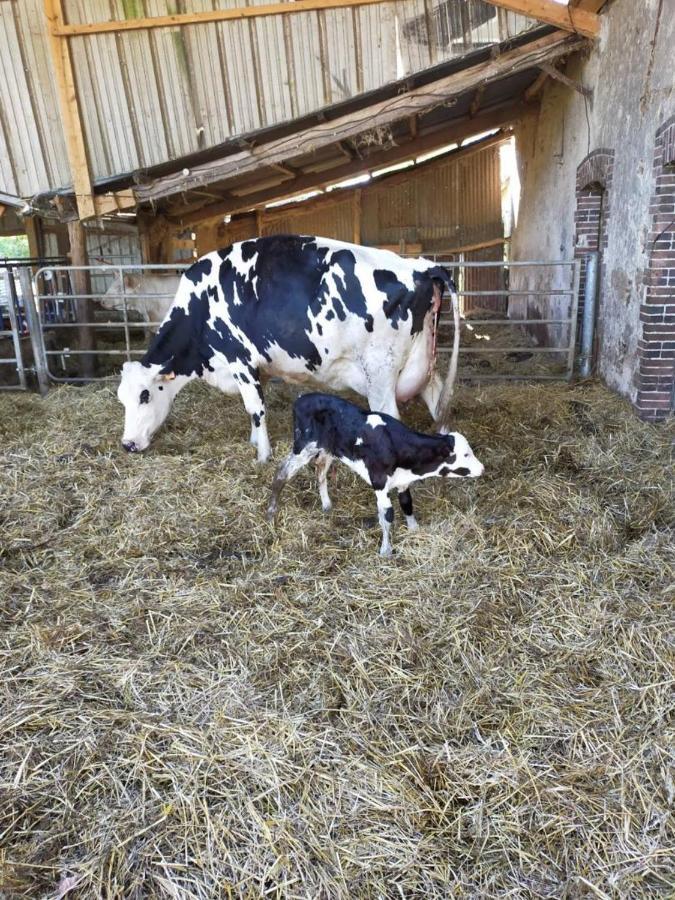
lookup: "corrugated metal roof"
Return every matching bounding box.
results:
[0,0,537,199]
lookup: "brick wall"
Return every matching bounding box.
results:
[574,150,615,356]
[637,117,675,421]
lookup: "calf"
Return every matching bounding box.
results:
[267,393,484,556]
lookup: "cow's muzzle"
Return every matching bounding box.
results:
[122,439,140,453]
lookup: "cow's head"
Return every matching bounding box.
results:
[437,428,484,478]
[117,360,183,452]
[99,274,141,311]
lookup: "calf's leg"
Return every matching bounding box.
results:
[375,489,395,556]
[315,452,333,512]
[266,444,318,521]
[398,489,418,531]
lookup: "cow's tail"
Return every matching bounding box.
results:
[437,283,460,426]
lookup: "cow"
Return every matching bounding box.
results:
[116,235,461,461]
[100,272,180,332]
[266,393,483,556]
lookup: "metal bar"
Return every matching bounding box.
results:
[30,320,162,333]
[567,258,581,381]
[18,268,50,394]
[44,349,145,356]
[439,318,575,326]
[30,321,164,329]
[3,269,27,390]
[435,260,577,268]
[579,252,598,378]
[454,289,574,297]
[440,347,570,354]
[118,265,132,363]
[458,374,568,382]
[36,264,189,273]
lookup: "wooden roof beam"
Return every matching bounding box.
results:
[168,105,521,226]
[483,1,599,38]
[137,29,586,206]
[570,0,606,12]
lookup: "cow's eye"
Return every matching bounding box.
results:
[140,389,150,404]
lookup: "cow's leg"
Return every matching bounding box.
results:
[266,444,318,520]
[421,372,444,422]
[398,489,418,531]
[236,371,270,462]
[315,452,333,512]
[375,489,395,556]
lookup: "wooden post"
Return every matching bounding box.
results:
[43,0,96,220]
[24,217,42,259]
[67,220,95,379]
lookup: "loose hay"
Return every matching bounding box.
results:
[0,380,673,898]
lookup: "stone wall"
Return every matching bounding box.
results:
[510,0,674,418]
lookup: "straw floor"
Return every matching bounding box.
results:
[0,378,673,898]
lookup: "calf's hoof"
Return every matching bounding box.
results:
[379,545,393,558]
[266,505,277,522]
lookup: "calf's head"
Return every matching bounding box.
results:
[437,429,484,478]
[117,360,182,452]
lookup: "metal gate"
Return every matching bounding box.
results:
[434,257,581,382]
[33,264,187,383]
[0,258,66,391]
[24,257,582,388]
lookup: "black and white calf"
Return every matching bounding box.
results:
[267,393,484,556]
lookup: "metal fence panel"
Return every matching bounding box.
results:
[34,263,188,383]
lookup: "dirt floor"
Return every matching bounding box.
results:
[0,379,673,898]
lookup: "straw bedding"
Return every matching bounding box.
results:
[0,378,673,898]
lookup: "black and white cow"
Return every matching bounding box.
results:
[117,235,460,461]
[267,392,483,556]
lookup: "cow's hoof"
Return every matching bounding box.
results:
[322,503,332,514]
[266,506,277,522]
[406,519,419,532]
[379,546,393,558]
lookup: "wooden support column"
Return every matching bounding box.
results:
[44,0,96,220]
[24,217,42,259]
[67,220,96,379]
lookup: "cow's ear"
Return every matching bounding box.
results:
[426,265,457,295]
[123,274,140,290]
[443,433,455,453]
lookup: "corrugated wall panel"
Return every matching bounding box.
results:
[1,0,536,198]
[261,197,354,242]
[362,140,503,252]
[14,0,70,191]
[0,5,48,194]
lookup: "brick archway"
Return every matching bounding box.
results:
[637,117,675,421]
[573,150,615,368]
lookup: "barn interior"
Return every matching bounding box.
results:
[1,1,674,897]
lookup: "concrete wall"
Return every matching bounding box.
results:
[511,0,675,403]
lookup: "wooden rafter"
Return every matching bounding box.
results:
[524,69,549,102]
[570,0,606,12]
[483,1,599,38]
[168,108,519,226]
[54,0,410,37]
[51,0,601,38]
[539,62,592,97]
[139,30,585,206]
[43,0,95,220]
